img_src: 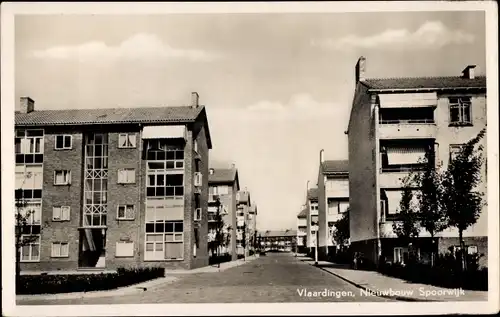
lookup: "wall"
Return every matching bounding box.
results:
[21,127,84,271]
[348,83,379,243]
[318,170,327,250]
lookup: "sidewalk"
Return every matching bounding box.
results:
[16,255,258,302]
[302,257,488,302]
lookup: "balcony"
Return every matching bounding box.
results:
[208,194,220,203]
[379,121,437,140]
[208,212,217,222]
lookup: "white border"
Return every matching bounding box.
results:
[2,1,499,316]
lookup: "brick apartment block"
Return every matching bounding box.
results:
[347,57,488,267]
[15,92,213,272]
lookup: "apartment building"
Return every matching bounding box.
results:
[14,92,212,271]
[347,57,487,267]
[296,207,308,253]
[236,190,251,256]
[247,205,258,253]
[259,230,297,252]
[305,188,319,250]
[317,159,349,260]
[207,166,240,260]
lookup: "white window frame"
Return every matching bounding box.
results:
[194,172,202,187]
[118,168,136,184]
[116,240,135,257]
[117,204,135,220]
[51,242,69,258]
[55,135,73,150]
[54,170,71,185]
[468,245,478,255]
[118,133,137,149]
[52,206,71,221]
[20,234,41,262]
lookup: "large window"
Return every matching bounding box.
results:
[146,141,184,198]
[83,133,108,227]
[449,97,472,125]
[18,201,42,262]
[145,221,184,260]
[382,189,420,219]
[15,129,44,164]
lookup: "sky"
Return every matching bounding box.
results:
[14,11,486,231]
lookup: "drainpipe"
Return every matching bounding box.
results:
[373,95,382,267]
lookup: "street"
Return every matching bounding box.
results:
[18,253,394,304]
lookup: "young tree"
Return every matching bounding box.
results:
[213,197,226,267]
[412,151,448,266]
[332,208,350,250]
[441,128,486,270]
[241,223,247,260]
[392,178,421,252]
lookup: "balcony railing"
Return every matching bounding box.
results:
[379,119,435,124]
[381,165,426,173]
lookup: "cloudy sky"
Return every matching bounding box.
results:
[14,11,486,231]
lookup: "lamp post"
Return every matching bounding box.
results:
[315,149,324,266]
[306,180,311,257]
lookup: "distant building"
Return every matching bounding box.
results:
[208,165,240,260]
[15,92,212,271]
[236,190,251,256]
[296,207,308,253]
[347,56,487,267]
[317,159,349,260]
[305,188,319,250]
[247,205,258,253]
[259,230,297,252]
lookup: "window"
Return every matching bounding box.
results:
[328,199,338,215]
[54,170,71,185]
[116,241,134,257]
[449,97,472,125]
[394,247,404,264]
[118,169,135,184]
[195,208,202,221]
[51,242,69,258]
[339,202,349,214]
[20,235,40,262]
[145,221,184,260]
[117,205,135,220]
[16,164,43,190]
[194,140,199,153]
[118,133,137,148]
[468,245,478,255]
[449,144,464,162]
[53,206,70,221]
[55,135,72,150]
[15,129,44,154]
[217,186,229,195]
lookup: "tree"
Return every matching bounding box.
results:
[412,151,448,266]
[332,208,350,250]
[441,128,486,270]
[15,172,40,287]
[213,197,226,267]
[241,223,247,260]
[392,177,421,251]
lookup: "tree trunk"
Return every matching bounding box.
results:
[459,229,465,271]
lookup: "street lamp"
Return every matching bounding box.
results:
[315,149,324,266]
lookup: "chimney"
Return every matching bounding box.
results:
[209,168,214,175]
[320,150,324,163]
[19,97,35,114]
[191,92,199,108]
[462,65,476,79]
[355,56,366,83]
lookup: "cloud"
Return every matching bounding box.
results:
[207,93,350,230]
[312,21,475,51]
[30,33,220,62]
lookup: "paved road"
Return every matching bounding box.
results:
[18,253,394,304]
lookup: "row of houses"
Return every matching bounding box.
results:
[298,57,488,267]
[14,92,257,272]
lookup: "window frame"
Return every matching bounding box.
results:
[55,135,73,150]
[449,144,464,163]
[20,234,41,262]
[52,205,71,221]
[118,133,137,149]
[117,204,135,220]
[51,242,69,258]
[449,96,473,126]
[54,170,71,185]
[115,241,135,257]
[117,168,136,184]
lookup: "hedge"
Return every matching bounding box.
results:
[209,254,232,265]
[17,266,165,295]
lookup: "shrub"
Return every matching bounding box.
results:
[209,253,232,265]
[17,266,164,295]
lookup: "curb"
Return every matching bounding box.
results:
[16,276,178,302]
[305,260,435,302]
